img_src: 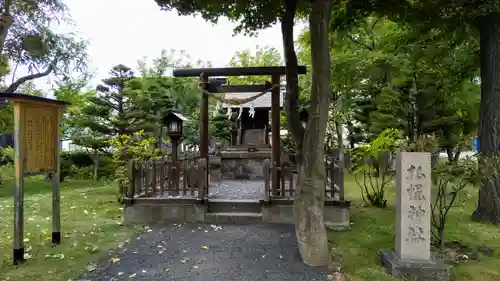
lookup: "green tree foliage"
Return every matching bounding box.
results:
[211,108,235,143]
[53,74,96,139]
[133,49,217,150]
[108,130,159,203]
[70,65,139,180]
[431,154,498,248]
[72,65,138,150]
[68,51,211,174]
[309,17,480,157]
[0,100,13,135]
[333,0,500,226]
[0,0,88,92]
[228,46,283,85]
[0,0,88,137]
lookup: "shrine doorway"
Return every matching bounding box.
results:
[173,66,307,201]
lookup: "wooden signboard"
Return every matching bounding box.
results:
[0,93,69,265]
[23,105,59,174]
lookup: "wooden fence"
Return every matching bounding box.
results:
[126,155,208,199]
[263,153,345,201]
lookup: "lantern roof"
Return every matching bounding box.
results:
[171,112,188,121]
[163,110,188,125]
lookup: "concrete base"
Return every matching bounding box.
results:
[209,156,222,182]
[261,204,350,230]
[124,200,350,228]
[380,249,451,281]
[205,212,262,224]
[124,203,206,224]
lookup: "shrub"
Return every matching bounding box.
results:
[99,156,117,178]
[70,165,95,180]
[0,163,14,184]
[0,146,14,164]
[61,151,94,167]
[108,130,159,203]
[431,154,499,248]
[351,128,404,207]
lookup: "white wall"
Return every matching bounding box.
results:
[61,140,85,152]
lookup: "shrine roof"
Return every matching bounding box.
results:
[221,88,285,108]
[0,92,70,107]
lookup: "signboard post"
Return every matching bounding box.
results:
[0,93,69,265]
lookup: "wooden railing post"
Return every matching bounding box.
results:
[139,161,145,196]
[194,163,201,200]
[151,160,157,196]
[203,158,208,198]
[280,165,285,197]
[197,158,207,200]
[159,157,165,196]
[263,159,270,201]
[126,159,135,198]
[146,160,153,195]
[172,165,179,196]
[271,161,278,197]
[329,158,335,198]
[336,152,345,201]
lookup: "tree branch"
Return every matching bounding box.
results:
[11,60,19,84]
[281,0,305,158]
[0,0,13,52]
[346,34,373,51]
[4,61,56,93]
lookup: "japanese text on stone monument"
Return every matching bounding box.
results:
[405,164,427,244]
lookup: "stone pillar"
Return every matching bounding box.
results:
[380,152,450,281]
[395,152,431,261]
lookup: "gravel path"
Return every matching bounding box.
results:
[78,223,327,281]
[209,180,265,200]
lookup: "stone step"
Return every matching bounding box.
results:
[207,199,262,213]
[205,212,262,224]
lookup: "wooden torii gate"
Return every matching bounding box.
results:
[172,66,307,195]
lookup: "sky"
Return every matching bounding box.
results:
[11,0,306,96]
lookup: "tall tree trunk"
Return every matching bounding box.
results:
[347,121,355,149]
[294,0,333,266]
[91,153,100,181]
[446,146,454,162]
[472,13,500,224]
[453,146,462,163]
[281,0,304,162]
[335,120,342,149]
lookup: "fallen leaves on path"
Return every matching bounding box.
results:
[86,264,97,272]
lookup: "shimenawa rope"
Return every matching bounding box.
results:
[198,73,280,106]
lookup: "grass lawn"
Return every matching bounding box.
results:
[0,175,139,281]
[2,168,499,281]
[329,174,500,281]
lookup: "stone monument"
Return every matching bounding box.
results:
[380,152,450,281]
